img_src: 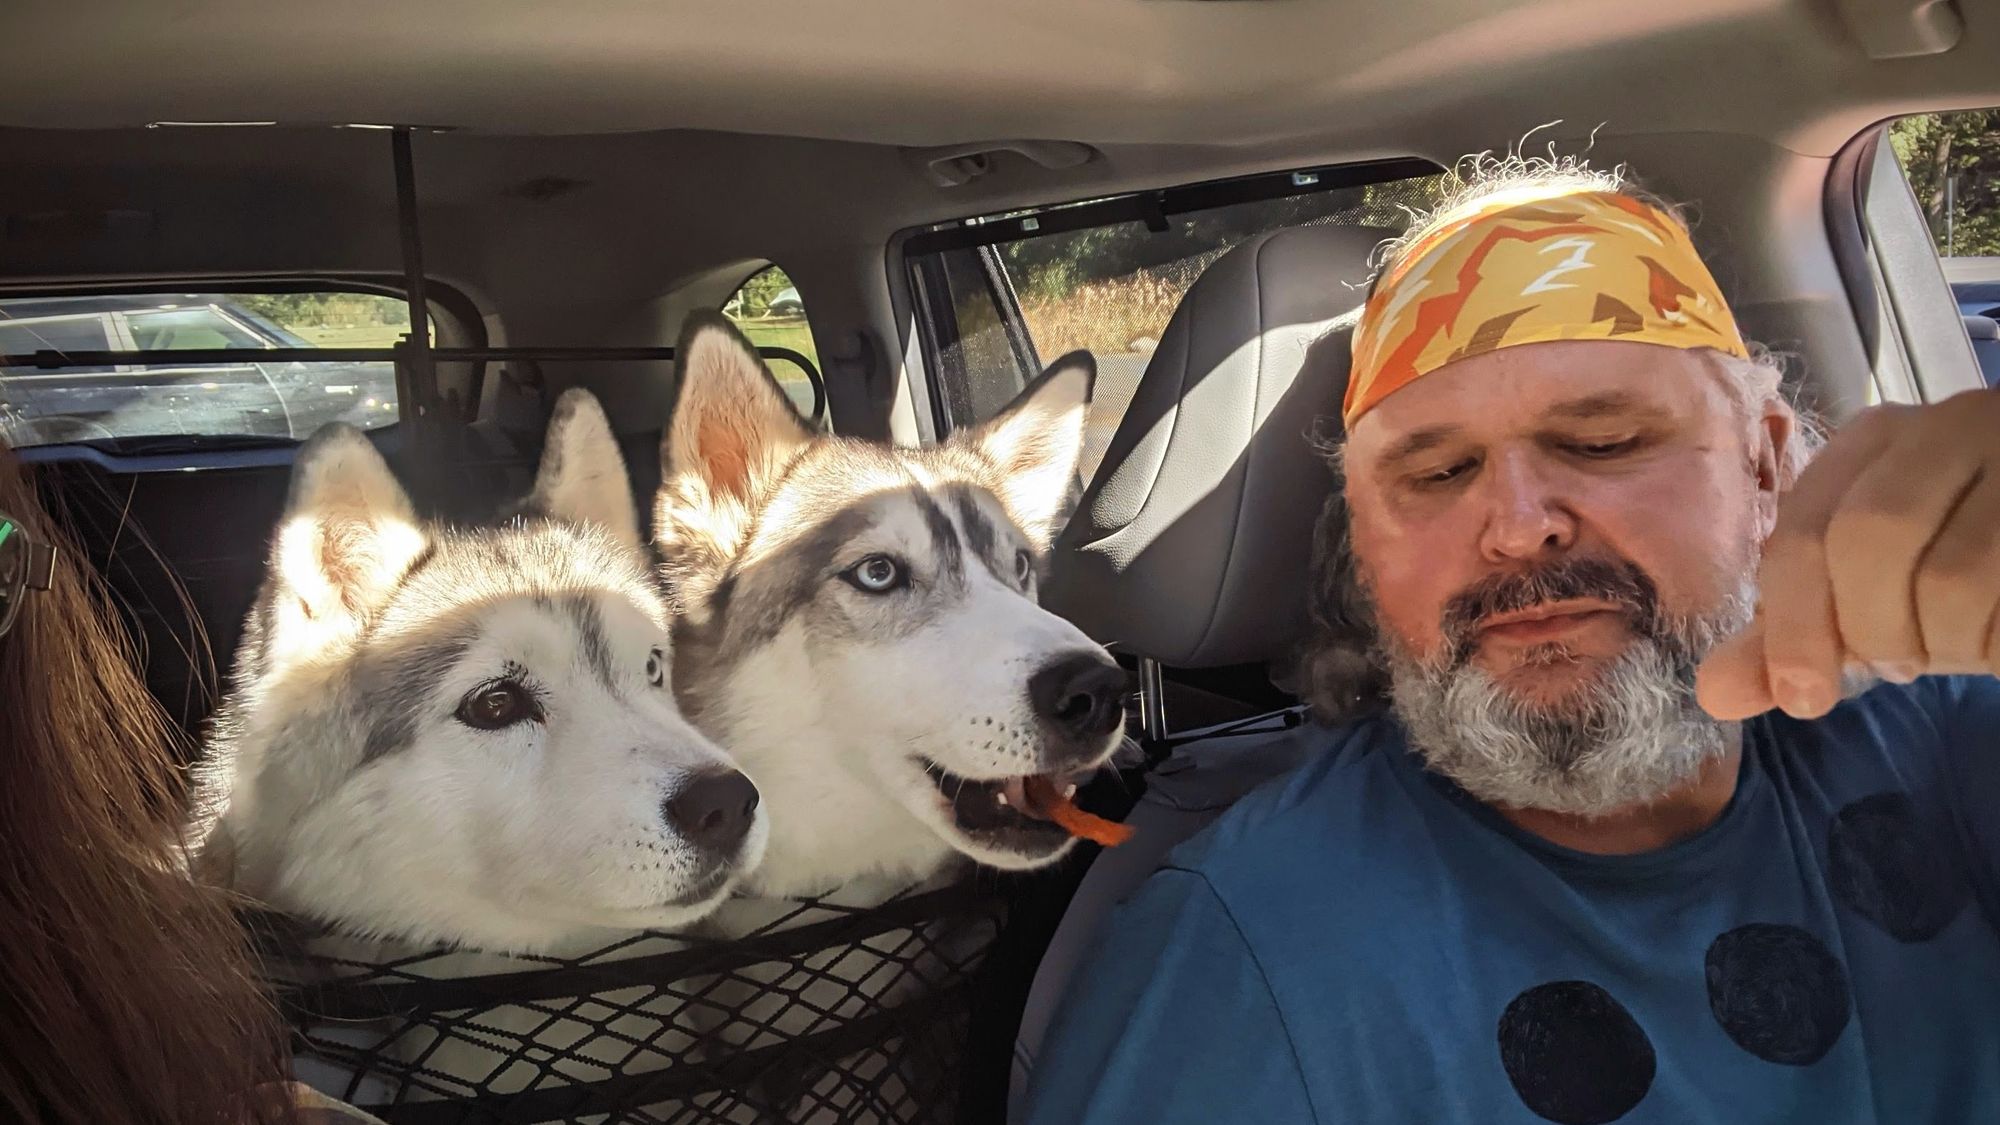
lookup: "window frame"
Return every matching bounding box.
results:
[896,157,1441,439]
[719,264,829,428]
[0,276,479,453]
[1827,123,1990,406]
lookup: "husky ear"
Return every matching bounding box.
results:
[664,311,814,507]
[954,351,1095,546]
[527,388,641,552]
[267,425,427,652]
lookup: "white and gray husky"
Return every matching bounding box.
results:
[195,390,768,955]
[656,312,1129,910]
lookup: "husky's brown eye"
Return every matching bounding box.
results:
[646,647,667,688]
[842,554,907,594]
[1014,549,1034,587]
[457,681,539,730]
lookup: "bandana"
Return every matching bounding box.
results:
[1344,188,1748,427]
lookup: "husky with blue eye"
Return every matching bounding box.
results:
[195,389,766,955]
[655,313,1129,906]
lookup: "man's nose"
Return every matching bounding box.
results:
[1476,451,1576,563]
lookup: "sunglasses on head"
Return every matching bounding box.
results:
[0,513,56,639]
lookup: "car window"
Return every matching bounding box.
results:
[721,265,823,423]
[903,166,1447,482]
[0,314,115,374]
[1890,109,2000,388]
[0,291,416,449]
[125,307,265,351]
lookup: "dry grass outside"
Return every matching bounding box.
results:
[1018,274,1186,358]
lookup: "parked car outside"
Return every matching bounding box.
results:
[0,294,400,448]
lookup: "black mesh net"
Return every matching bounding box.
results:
[251,880,1014,1124]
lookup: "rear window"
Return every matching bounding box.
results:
[722,265,825,424]
[902,162,1445,480]
[0,290,417,449]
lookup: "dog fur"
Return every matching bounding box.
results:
[655,312,1128,904]
[195,389,767,955]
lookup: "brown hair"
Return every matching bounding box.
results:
[0,444,295,1124]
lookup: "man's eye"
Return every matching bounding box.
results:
[1568,437,1639,459]
[1413,459,1477,487]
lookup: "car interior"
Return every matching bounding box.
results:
[3,0,1996,1119]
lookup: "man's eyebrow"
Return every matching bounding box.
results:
[1374,424,1466,469]
[1542,391,1673,422]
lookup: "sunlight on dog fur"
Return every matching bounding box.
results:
[194,391,766,954]
[656,312,1129,905]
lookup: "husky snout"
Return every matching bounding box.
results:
[1029,652,1130,753]
[664,768,761,857]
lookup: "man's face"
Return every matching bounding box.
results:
[1342,339,1784,813]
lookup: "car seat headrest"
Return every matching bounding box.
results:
[1044,223,1391,669]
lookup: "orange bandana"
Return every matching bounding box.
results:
[1344,188,1748,427]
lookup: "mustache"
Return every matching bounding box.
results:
[1439,556,1662,666]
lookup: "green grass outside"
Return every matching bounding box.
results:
[291,324,420,348]
[731,316,822,418]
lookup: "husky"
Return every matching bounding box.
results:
[656,312,1129,905]
[641,314,1130,1120]
[194,389,768,955]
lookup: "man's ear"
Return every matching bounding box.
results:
[267,425,427,655]
[1753,399,1799,536]
[662,311,814,508]
[954,351,1095,545]
[527,388,641,553]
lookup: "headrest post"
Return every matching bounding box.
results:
[1137,657,1168,743]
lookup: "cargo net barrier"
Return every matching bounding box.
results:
[250,880,1011,1124]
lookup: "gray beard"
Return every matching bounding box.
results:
[1382,584,1754,818]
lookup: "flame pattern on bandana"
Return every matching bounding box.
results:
[1344,189,1749,427]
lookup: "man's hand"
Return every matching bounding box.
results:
[1698,388,2000,720]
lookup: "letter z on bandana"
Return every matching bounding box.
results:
[1344,188,1749,427]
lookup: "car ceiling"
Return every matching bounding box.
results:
[1,0,1993,436]
[4,0,1996,154]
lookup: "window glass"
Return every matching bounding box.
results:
[126,308,264,351]
[0,292,414,449]
[0,314,114,373]
[1890,111,2000,388]
[906,171,1448,481]
[722,266,823,423]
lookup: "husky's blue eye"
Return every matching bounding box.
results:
[1014,549,1034,587]
[843,554,907,594]
[646,647,667,688]
[456,680,539,730]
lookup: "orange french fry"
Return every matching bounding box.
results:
[1022,776,1134,847]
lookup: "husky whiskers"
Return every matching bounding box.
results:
[196,390,767,955]
[656,312,1129,904]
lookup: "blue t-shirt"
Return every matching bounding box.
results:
[1022,678,2000,1124]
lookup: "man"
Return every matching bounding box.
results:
[1021,163,2000,1123]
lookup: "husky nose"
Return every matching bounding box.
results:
[1030,652,1130,743]
[665,769,761,854]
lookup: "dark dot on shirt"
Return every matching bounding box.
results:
[1828,791,1969,943]
[1497,981,1655,1124]
[1705,923,1851,1065]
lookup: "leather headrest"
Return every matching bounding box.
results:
[1045,223,1389,668]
